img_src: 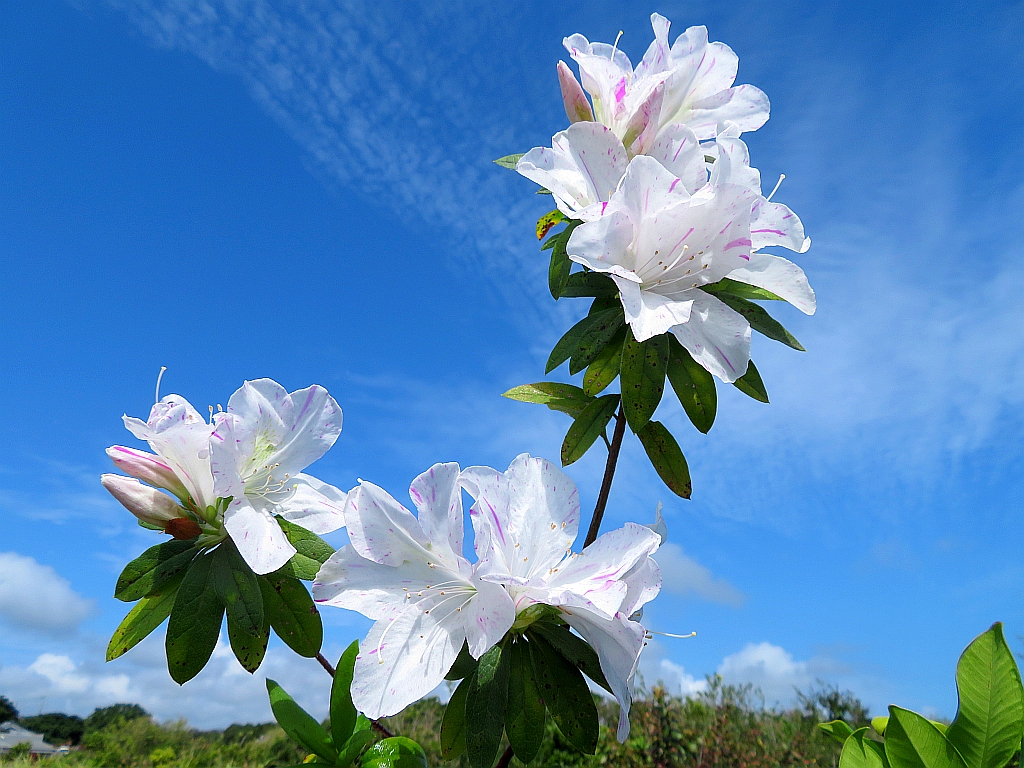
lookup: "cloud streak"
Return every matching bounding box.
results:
[0,553,95,635]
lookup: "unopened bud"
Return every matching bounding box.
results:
[101,474,181,527]
[165,517,203,540]
[106,446,189,501]
[557,61,595,124]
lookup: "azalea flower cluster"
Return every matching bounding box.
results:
[102,378,347,575]
[313,454,663,741]
[518,13,815,382]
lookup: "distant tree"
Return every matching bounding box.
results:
[0,696,17,724]
[796,680,870,726]
[222,723,275,745]
[84,704,150,733]
[18,713,85,746]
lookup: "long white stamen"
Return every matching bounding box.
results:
[645,630,697,639]
[766,174,785,202]
[155,366,167,404]
[610,30,624,61]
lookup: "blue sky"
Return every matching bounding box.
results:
[1,0,1023,728]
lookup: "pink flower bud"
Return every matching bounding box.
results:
[101,474,182,527]
[558,61,594,124]
[106,446,189,500]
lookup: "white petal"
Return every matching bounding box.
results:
[565,207,635,274]
[343,481,433,567]
[613,274,694,342]
[409,462,464,559]
[101,474,181,525]
[648,124,706,194]
[274,474,348,534]
[557,60,594,123]
[313,545,437,621]
[670,290,751,382]
[620,556,661,617]
[462,579,516,658]
[709,133,761,194]
[617,155,692,221]
[750,199,811,255]
[224,499,296,575]
[687,84,770,140]
[727,253,815,315]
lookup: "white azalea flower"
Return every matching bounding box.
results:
[312,463,516,720]
[459,454,662,742]
[210,379,347,575]
[562,13,769,145]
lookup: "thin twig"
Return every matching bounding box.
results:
[313,652,394,738]
[315,652,336,677]
[494,745,515,768]
[584,404,627,547]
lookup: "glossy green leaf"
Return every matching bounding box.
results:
[947,622,1024,768]
[114,539,199,602]
[536,210,565,241]
[465,643,510,768]
[529,633,599,754]
[839,727,888,768]
[493,154,525,169]
[712,293,805,351]
[506,639,546,763]
[620,329,669,432]
[361,737,428,768]
[549,244,572,299]
[569,311,624,375]
[701,277,784,302]
[872,717,889,736]
[165,551,224,684]
[885,706,966,768]
[331,640,360,747]
[818,719,855,745]
[733,360,769,403]
[226,609,269,674]
[440,676,470,761]
[336,729,374,768]
[636,420,692,499]
[266,679,337,762]
[213,543,266,672]
[107,571,184,661]
[502,382,594,420]
[260,571,323,658]
[583,327,625,396]
[561,394,619,466]
[560,272,619,299]
[546,308,621,374]
[444,642,479,681]
[666,337,717,433]
[277,517,335,580]
[529,622,611,694]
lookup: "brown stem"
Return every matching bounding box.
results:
[313,652,394,738]
[315,652,336,677]
[584,403,627,547]
[494,745,515,768]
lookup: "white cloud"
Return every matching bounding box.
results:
[658,659,709,698]
[656,543,745,608]
[0,553,95,635]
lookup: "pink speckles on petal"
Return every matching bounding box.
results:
[724,238,752,251]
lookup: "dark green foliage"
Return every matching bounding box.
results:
[0,696,17,723]
[84,704,150,733]
[18,713,84,745]
[114,540,199,602]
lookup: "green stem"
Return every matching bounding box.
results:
[584,403,627,547]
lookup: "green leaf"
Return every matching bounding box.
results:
[114,539,199,602]
[529,622,611,694]
[213,542,267,673]
[560,272,619,299]
[620,329,669,432]
[444,642,479,681]
[546,221,582,299]
[839,727,888,768]
[106,571,184,662]
[546,308,622,374]
[536,210,565,241]
[266,679,337,762]
[336,730,374,768]
[885,706,967,768]
[529,633,599,754]
[536,188,553,195]
[947,623,1024,768]
[165,551,224,684]
[733,360,769,403]
[277,517,335,580]
[666,337,717,434]
[361,737,428,768]
[506,638,546,763]
[502,382,594,420]
[569,311,624,375]
[701,277,785,302]
[260,571,323,658]
[818,719,855,745]
[711,292,805,351]
[584,327,625,396]
[440,676,470,761]
[872,717,889,736]
[331,640,360,747]
[494,153,525,169]
[561,394,619,466]
[636,420,692,499]
[465,643,511,768]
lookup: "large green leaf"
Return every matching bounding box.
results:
[165,551,224,684]
[818,720,855,745]
[502,382,593,420]
[666,337,717,434]
[885,706,967,768]
[493,153,525,169]
[733,360,769,403]
[568,311,624,375]
[545,221,582,299]
[440,677,470,761]
[560,272,619,299]
[529,622,611,694]
[583,327,625,396]
[528,633,599,754]
[261,571,323,658]
[336,730,374,768]
[712,293,805,351]
[465,643,511,768]
[444,642,479,681]
[701,277,784,302]
[361,737,428,768]
[107,571,184,661]
[330,640,360,747]
[114,539,199,602]
[839,727,888,768]
[561,394,619,466]
[506,639,546,763]
[277,517,335,580]
[546,308,622,374]
[636,421,692,499]
[266,679,337,762]
[213,543,266,673]
[620,329,669,433]
[947,623,1024,768]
